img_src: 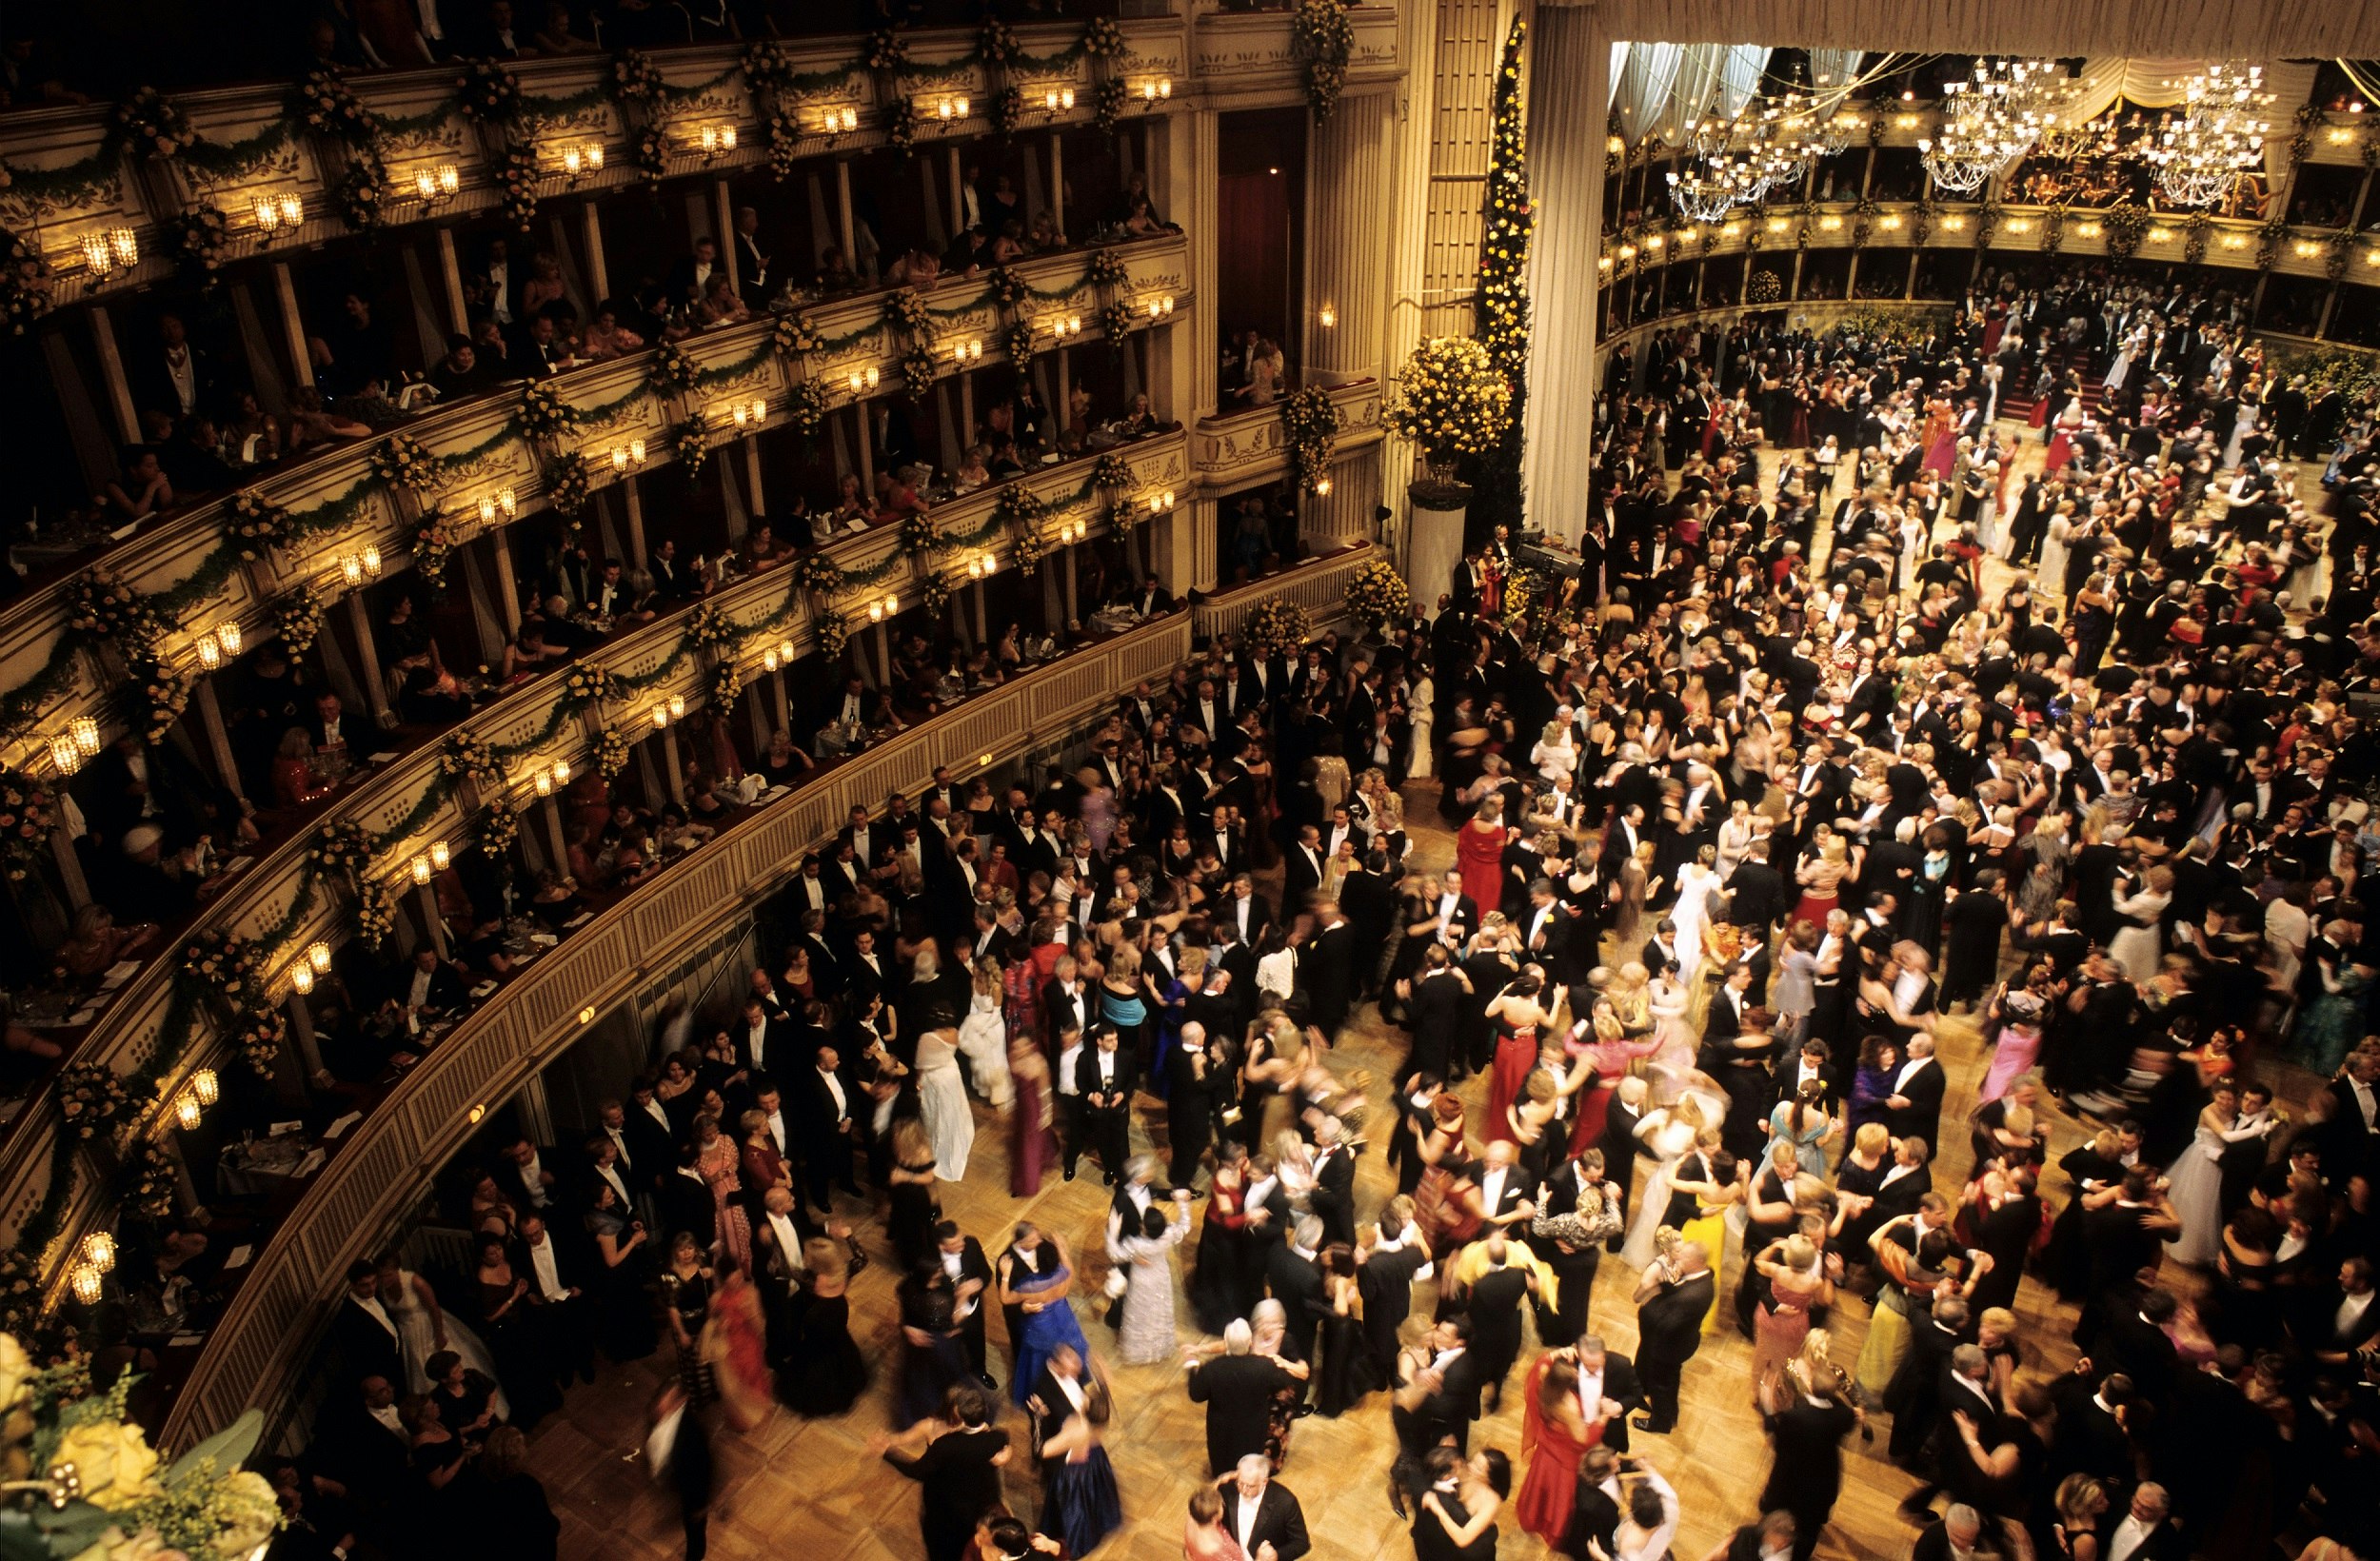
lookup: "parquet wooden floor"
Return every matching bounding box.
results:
[515,788,2163,1561]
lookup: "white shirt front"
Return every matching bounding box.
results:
[1234,1492,1261,1554]
[526,1237,568,1301]
[2107,1515,2157,1561]
[745,1018,769,1071]
[1479,1165,1510,1218]
[354,1294,398,1339]
[766,1212,805,1273]
[1894,1056,1930,1092]
[605,1125,633,1173]
[818,1067,848,1120]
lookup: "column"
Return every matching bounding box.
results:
[1299,447,1382,550]
[835,161,863,282]
[1378,0,1444,516]
[486,535,525,636]
[192,680,248,805]
[1184,110,1221,418]
[715,179,740,295]
[414,880,447,956]
[948,146,965,236]
[620,473,648,565]
[284,991,326,1080]
[346,593,392,725]
[49,829,90,912]
[1518,9,1611,545]
[1302,89,1396,385]
[514,1073,558,1148]
[1049,131,1065,238]
[541,794,568,869]
[580,203,610,304]
[89,306,141,445]
[272,263,316,391]
[744,441,766,523]
[436,229,470,333]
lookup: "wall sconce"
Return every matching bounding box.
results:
[413,165,461,204]
[964,554,987,580]
[289,962,315,995]
[1145,489,1176,515]
[1721,221,1743,237]
[1894,112,1921,128]
[2366,247,2380,267]
[1140,79,1173,102]
[1049,314,1082,340]
[937,95,971,121]
[611,438,648,472]
[50,734,84,775]
[2331,127,2357,144]
[192,627,228,672]
[1056,518,1087,544]
[729,397,768,431]
[191,1068,219,1108]
[410,854,433,885]
[777,637,795,664]
[69,1265,103,1305]
[819,106,860,136]
[846,366,881,395]
[478,489,520,525]
[1764,217,1789,233]
[308,940,333,975]
[1597,255,1613,271]
[951,339,983,366]
[762,646,780,672]
[83,1232,115,1274]
[2293,239,2323,257]
[1313,476,1334,497]
[559,141,605,177]
[1617,244,1636,260]
[429,841,450,873]
[648,704,669,729]
[1317,304,1338,329]
[2221,233,2249,248]
[2078,222,2102,237]
[2148,227,2173,243]
[666,694,687,721]
[52,716,101,774]
[865,593,899,622]
[250,192,304,241]
[1645,234,1664,249]
[1880,214,1902,229]
[1941,215,1965,230]
[173,1089,204,1131]
[1041,87,1077,113]
[696,123,740,157]
[1816,215,1842,231]
[1145,294,1176,319]
[338,547,384,586]
[2007,219,2032,233]
[80,227,138,279]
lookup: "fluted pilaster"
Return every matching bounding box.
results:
[1303,89,1398,385]
[1520,8,1610,543]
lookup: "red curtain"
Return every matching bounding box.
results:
[1217,172,1293,353]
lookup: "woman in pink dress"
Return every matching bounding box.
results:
[693,1115,752,1271]
[1567,998,1664,1155]
[1008,1032,1058,1196]
[1977,987,2047,1103]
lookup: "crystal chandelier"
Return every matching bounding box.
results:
[1668,164,1749,223]
[1919,58,2066,195]
[2145,62,2273,208]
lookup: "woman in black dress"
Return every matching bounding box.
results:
[1314,1243,1376,1416]
[787,1236,871,1416]
[1755,1334,1861,1561]
[584,1182,657,1363]
[894,1257,968,1429]
[473,1425,560,1561]
[886,1116,941,1274]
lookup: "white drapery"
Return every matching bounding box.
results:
[1551,0,2377,60]
[2053,58,2321,184]
[1614,42,1683,135]
[1524,8,1613,543]
[1719,44,1774,115]
[1804,49,1864,94]
[1609,42,1630,109]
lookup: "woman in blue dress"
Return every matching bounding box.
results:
[1002,1230,1092,1408]
[1763,1078,1836,1176]
[1039,1381,1124,1554]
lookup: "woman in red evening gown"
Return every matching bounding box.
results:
[1515,1350,1602,1545]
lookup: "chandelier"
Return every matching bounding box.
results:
[2145,62,2273,207]
[1919,57,2071,194]
[1668,162,1755,223]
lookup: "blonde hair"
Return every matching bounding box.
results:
[1854,1121,1890,1156]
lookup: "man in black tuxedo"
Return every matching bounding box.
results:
[514,1213,597,1390]
[733,996,791,1077]
[1300,899,1359,1037]
[603,1093,671,1201]
[1025,1341,1091,1468]
[1218,1455,1311,1561]
[1599,1077,1651,1242]
[1911,1506,2005,1561]
[320,1374,414,1512]
[1631,1239,1716,1433]
[1727,840,1789,930]
[1283,824,1327,909]
[1885,1034,1949,1157]
[1308,1117,1358,1247]
[932,1219,998,1390]
[1264,1216,1329,1366]
[1072,1025,1138,1184]
[1187,1321,1304,1473]
[1217,872,1272,947]
[799,1041,863,1211]
[328,1260,405,1388]
[1568,1334,1644,1453]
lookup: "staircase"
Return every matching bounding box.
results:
[1996,341,2109,425]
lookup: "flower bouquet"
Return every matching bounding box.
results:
[1105,499,1141,534]
[1342,555,1411,633]
[1242,598,1312,662]
[499,143,540,231]
[0,770,56,882]
[64,570,163,651]
[227,493,289,562]
[1002,320,1037,366]
[978,17,1018,65]
[1011,529,1044,577]
[784,378,827,438]
[367,433,434,492]
[127,660,192,745]
[181,930,259,1005]
[455,57,523,123]
[545,451,592,520]
[1000,486,1048,527]
[272,583,324,658]
[413,511,457,592]
[1097,301,1133,356]
[773,312,823,357]
[169,205,229,287]
[309,819,375,880]
[885,98,918,160]
[595,725,633,779]
[1094,77,1129,135]
[899,512,940,558]
[645,341,700,395]
[1385,335,1511,487]
[479,800,519,855]
[816,609,851,658]
[884,287,934,340]
[439,732,500,785]
[987,267,1028,309]
[1280,386,1340,494]
[1083,17,1126,57]
[114,87,195,161]
[294,69,380,142]
[1088,249,1130,289]
[563,662,621,707]
[866,27,909,70]
[355,877,397,949]
[520,378,583,440]
[689,601,736,651]
[901,344,938,405]
[674,414,710,480]
[920,575,952,619]
[57,1063,133,1144]
[120,1136,178,1216]
[610,48,665,105]
[1289,0,1354,116]
[793,552,845,597]
[742,40,797,94]
[711,660,744,708]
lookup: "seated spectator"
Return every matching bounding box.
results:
[395,655,475,725]
[459,916,516,978]
[503,620,570,683]
[1065,384,1093,445]
[270,726,331,807]
[396,945,470,1018]
[757,729,814,787]
[521,250,567,317]
[308,291,396,401]
[222,389,284,468]
[645,537,696,603]
[57,903,160,979]
[1108,172,1166,229]
[989,218,1026,265]
[102,443,174,522]
[875,466,928,525]
[833,472,872,531]
[1118,392,1158,437]
[816,246,858,292]
[0,31,87,109]
[942,227,988,277]
[528,870,585,928]
[355,0,434,67]
[1027,210,1066,252]
[468,314,518,379]
[473,0,529,56]
[579,301,645,362]
[428,333,485,399]
[886,247,941,289]
[518,310,573,375]
[696,270,749,329]
[590,557,653,622]
[656,801,715,852]
[532,0,598,51]
[952,445,994,494]
[744,524,791,573]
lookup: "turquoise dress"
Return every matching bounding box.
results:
[2294,964,2370,1077]
[1765,1100,1832,1176]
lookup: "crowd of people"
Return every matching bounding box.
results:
[256,253,2380,1561]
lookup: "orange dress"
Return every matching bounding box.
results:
[1515,1354,1603,1545]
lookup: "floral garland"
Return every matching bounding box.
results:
[227,493,289,561]
[182,929,262,1006]
[2104,199,2152,262]
[295,69,381,141]
[1093,77,1129,135]
[127,657,192,744]
[412,510,459,592]
[1083,17,1126,58]
[1088,249,1130,289]
[2,226,55,337]
[479,799,520,855]
[521,378,583,440]
[456,58,524,124]
[116,87,196,161]
[711,660,744,708]
[763,109,805,177]
[335,158,389,230]
[1093,453,1135,493]
[610,48,666,106]
[784,378,827,438]
[64,569,165,652]
[647,340,701,394]
[1011,528,1044,577]
[355,877,398,949]
[0,769,55,882]
[308,818,375,879]
[0,1251,38,1339]
[1342,555,1410,632]
[773,311,823,356]
[817,609,851,658]
[992,85,1025,141]
[168,205,230,287]
[440,730,501,785]
[499,142,540,231]
[595,724,633,779]
[987,267,1028,309]
[867,27,910,71]
[272,583,325,657]
[1003,319,1037,366]
[368,433,436,491]
[632,124,668,187]
[1242,598,1313,662]
[674,413,710,478]
[229,1000,288,1079]
[1096,300,1133,356]
[742,39,798,94]
[1746,267,1784,305]
[545,451,592,522]
[793,551,844,597]
[886,98,918,160]
[921,575,952,619]
[1385,335,1512,475]
[1279,385,1340,493]
[120,1136,178,1215]
[901,344,939,406]
[1289,0,1355,117]
[884,287,935,339]
[899,511,941,558]
[979,17,1020,66]
[563,661,621,705]
[58,1062,134,1144]
[688,601,736,651]
[1105,499,1142,535]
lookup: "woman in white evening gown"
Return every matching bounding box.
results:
[1407,676,1436,780]
[1620,1087,1723,1269]
[915,1022,977,1181]
[1668,849,1722,977]
[374,1255,510,1413]
[1642,972,1698,1105]
[2164,1082,2271,1266]
[1114,1192,1193,1363]
[958,957,1014,1108]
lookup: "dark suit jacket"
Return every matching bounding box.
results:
[1309,1143,1357,1247]
[1072,1046,1139,1107]
[1187,1354,1288,1473]
[1887,1058,1948,1152]
[1636,1271,1716,1364]
[1218,1484,1310,1561]
[1263,1244,1326,1361]
[329,1295,405,1386]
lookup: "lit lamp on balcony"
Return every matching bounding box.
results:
[193,629,226,672]
[50,734,84,775]
[69,1265,104,1305]
[667,694,687,722]
[1041,87,1076,113]
[819,106,860,135]
[191,1068,219,1109]
[409,854,432,886]
[866,592,898,622]
[952,339,983,366]
[697,123,740,158]
[1057,518,1086,544]
[1140,79,1173,102]
[560,141,605,177]
[937,95,970,121]
[650,704,670,730]
[81,227,138,280]
[83,1232,116,1274]
[1313,476,1334,498]
[173,1087,204,1132]
[612,439,647,472]
[730,397,768,432]
[964,554,986,580]
[289,961,314,995]
[534,769,553,797]
[251,192,304,240]
[338,546,384,585]
[1146,489,1176,516]
[762,646,780,672]
[308,940,333,976]
[478,488,520,525]
[1317,303,1338,329]
[846,366,881,396]
[414,165,460,204]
